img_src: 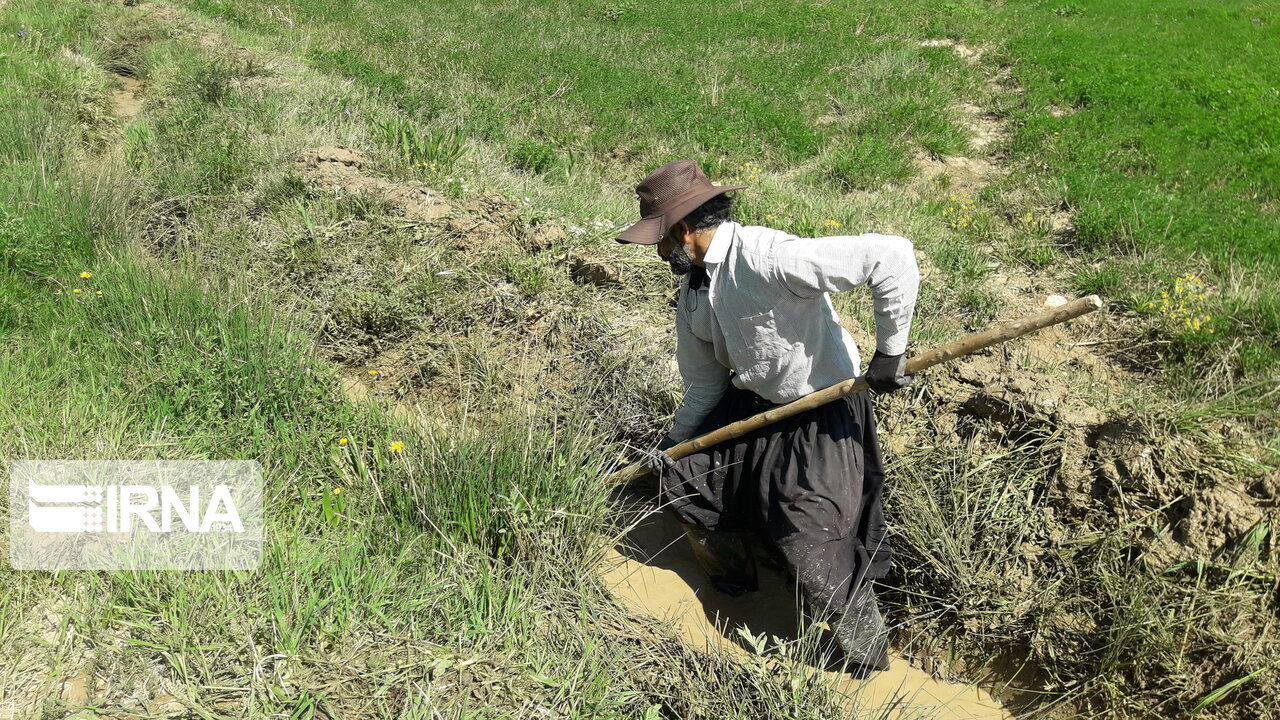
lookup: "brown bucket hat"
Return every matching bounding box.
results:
[615,159,747,245]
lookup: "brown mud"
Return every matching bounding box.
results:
[603,504,1011,719]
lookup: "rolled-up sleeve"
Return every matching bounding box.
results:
[771,233,920,356]
[669,305,730,442]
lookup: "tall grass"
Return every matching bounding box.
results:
[0,4,852,718]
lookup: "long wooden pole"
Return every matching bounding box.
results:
[606,295,1103,484]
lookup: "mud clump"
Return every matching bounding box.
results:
[525,222,566,252]
[293,148,550,256]
[885,322,1277,716]
[448,194,521,252]
[1176,483,1267,555]
[570,256,624,287]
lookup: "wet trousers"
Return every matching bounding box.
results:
[661,384,892,619]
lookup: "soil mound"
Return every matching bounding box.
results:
[294,146,453,222]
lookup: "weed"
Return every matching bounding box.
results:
[122,117,155,169]
[510,138,559,174]
[375,115,466,172]
[1152,272,1214,335]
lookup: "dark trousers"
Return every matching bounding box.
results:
[661,384,892,618]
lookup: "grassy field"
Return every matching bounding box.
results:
[1,0,1277,718]
[975,0,1280,375]
[183,0,1280,379]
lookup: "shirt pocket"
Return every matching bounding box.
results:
[731,308,793,383]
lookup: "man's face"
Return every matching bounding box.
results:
[657,223,693,276]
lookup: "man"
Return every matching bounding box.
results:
[615,159,919,671]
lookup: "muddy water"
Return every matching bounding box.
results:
[602,508,1010,719]
[110,75,143,119]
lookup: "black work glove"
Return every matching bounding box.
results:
[865,350,913,394]
[640,435,679,476]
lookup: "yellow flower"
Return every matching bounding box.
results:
[333,487,342,495]
[80,271,92,279]
[338,438,349,446]
[368,369,379,377]
[72,288,82,294]
[389,441,405,453]
[95,290,102,295]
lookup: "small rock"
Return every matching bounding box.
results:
[148,694,184,714]
[61,672,91,705]
[1045,294,1069,308]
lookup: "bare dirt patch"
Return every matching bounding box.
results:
[921,38,983,64]
[914,150,1002,199]
[295,146,455,223]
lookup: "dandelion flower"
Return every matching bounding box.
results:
[338,438,349,446]
[333,487,342,495]
[73,288,82,294]
[389,441,405,453]
[95,290,102,296]
[368,369,379,377]
[80,271,93,279]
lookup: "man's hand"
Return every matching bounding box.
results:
[641,435,679,476]
[865,351,913,394]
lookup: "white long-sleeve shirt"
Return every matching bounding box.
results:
[670,221,919,441]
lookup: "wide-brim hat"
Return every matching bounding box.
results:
[615,159,747,245]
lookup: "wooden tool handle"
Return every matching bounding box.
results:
[606,295,1103,485]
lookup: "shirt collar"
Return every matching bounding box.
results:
[701,221,736,266]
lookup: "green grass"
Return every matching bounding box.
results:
[973,0,1280,374]
[0,5,850,718]
[992,0,1278,264]
[183,0,975,169]
[2,0,1278,717]
[174,0,1280,382]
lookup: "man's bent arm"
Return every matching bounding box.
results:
[772,233,920,355]
[669,308,731,441]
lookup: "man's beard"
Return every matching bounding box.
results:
[667,241,693,275]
